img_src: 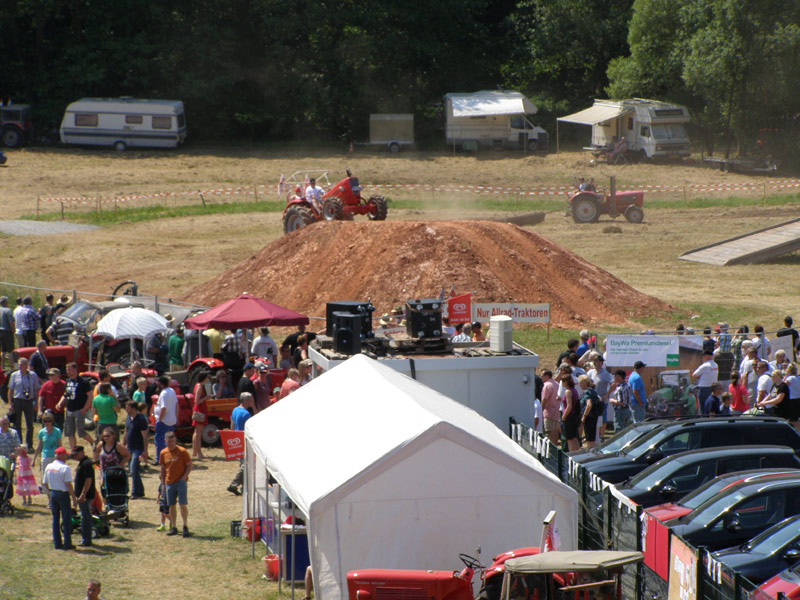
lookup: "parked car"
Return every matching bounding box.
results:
[579,417,800,484]
[664,475,800,551]
[569,420,662,463]
[755,561,800,600]
[646,469,800,522]
[616,445,800,507]
[711,515,800,583]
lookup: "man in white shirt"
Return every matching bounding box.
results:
[740,344,759,400]
[153,376,178,464]
[43,446,76,550]
[251,327,278,368]
[755,361,774,405]
[692,350,719,411]
[305,178,324,213]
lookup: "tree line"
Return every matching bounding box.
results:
[2,0,799,162]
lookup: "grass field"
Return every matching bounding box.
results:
[1,143,800,598]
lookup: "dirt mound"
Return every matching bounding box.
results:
[182,220,671,327]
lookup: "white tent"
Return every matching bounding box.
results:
[244,354,578,600]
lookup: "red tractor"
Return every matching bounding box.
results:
[283,170,388,234]
[567,176,644,224]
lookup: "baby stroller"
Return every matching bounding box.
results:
[70,507,111,538]
[102,465,130,527]
[0,456,14,516]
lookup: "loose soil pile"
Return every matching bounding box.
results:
[182,220,672,327]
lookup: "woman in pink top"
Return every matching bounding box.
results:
[279,369,301,400]
[540,370,561,445]
[729,371,749,414]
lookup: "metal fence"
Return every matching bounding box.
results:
[508,419,782,600]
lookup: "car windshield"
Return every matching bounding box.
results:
[652,124,687,140]
[743,517,800,553]
[684,489,748,526]
[59,302,98,327]
[596,423,658,454]
[622,427,672,458]
[626,456,687,490]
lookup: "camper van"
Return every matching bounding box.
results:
[60,97,187,151]
[560,98,690,160]
[444,91,548,151]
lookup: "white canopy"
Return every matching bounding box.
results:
[446,91,538,117]
[244,354,578,600]
[558,103,631,125]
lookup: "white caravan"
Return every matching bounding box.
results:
[444,90,548,151]
[60,97,187,151]
[559,98,690,159]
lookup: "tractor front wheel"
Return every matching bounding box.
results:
[322,198,344,221]
[572,197,599,223]
[625,205,644,223]
[1,127,21,148]
[283,205,316,234]
[367,195,388,221]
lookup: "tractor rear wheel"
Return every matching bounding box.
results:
[283,205,315,234]
[322,198,344,221]
[572,197,599,223]
[367,195,388,221]
[1,127,21,148]
[624,205,644,223]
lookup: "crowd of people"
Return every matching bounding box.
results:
[538,321,800,450]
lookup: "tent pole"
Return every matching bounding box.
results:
[250,443,256,559]
[291,505,296,600]
[278,481,283,595]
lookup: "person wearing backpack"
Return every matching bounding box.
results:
[578,375,603,448]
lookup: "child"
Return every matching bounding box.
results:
[156,482,169,531]
[15,446,39,505]
[719,392,732,415]
[137,401,150,466]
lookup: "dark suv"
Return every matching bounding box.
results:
[579,417,800,483]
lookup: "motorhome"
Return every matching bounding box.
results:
[559,98,690,159]
[444,90,548,151]
[59,97,187,151]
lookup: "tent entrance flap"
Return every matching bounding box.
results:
[558,105,631,125]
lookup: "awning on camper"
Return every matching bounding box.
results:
[558,104,631,125]
[448,91,537,117]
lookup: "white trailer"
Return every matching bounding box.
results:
[444,90,548,152]
[369,113,414,153]
[309,342,539,430]
[558,98,690,159]
[60,97,187,151]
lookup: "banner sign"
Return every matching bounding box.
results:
[447,293,472,324]
[606,335,679,367]
[472,303,550,323]
[220,430,245,460]
[668,536,697,600]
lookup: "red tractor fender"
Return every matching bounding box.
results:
[188,357,225,371]
[614,190,645,207]
[567,190,602,204]
[482,547,541,583]
[282,197,315,216]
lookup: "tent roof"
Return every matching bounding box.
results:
[183,293,308,329]
[558,103,631,125]
[245,354,574,518]
[505,551,644,573]
[446,91,537,117]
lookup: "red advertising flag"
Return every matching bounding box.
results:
[448,293,471,324]
[219,430,245,460]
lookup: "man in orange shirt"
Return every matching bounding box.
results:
[159,431,192,537]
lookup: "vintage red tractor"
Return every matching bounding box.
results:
[283,170,388,234]
[567,176,644,224]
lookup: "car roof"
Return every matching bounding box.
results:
[663,445,795,465]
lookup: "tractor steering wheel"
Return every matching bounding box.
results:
[459,553,483,570]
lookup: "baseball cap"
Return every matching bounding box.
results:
[243,362,255,370]
[633,360,646,369]
[55,446,68,455]
[47,367,60,376]
[70,446,84,456]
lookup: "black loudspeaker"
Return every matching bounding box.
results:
[332,311,362,355]
[326,301,375,338]
[405,299,443,338]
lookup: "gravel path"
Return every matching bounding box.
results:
[0,220,99,236]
